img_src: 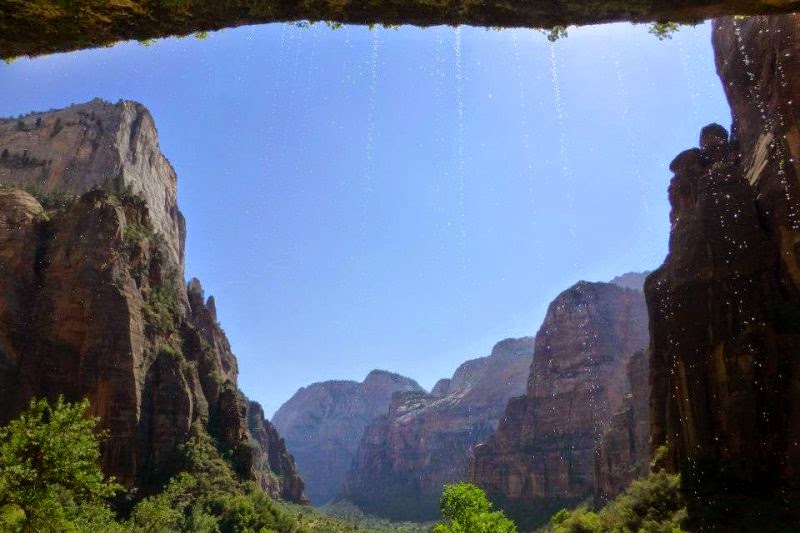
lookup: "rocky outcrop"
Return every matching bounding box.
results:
[645,15,800,528]
[594,349,650,503]
[0,99,184,268]
[247,401,307,503]
[340,337,534,521]
[272,370,424,505]
[0,100,305,503]
[469,282,648,530]
[3,0,800,61]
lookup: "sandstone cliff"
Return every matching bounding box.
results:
[645,15,800,528]
[272,370,424,505]
[340,337,534,521]
[0,99,184,268]
[594,349,650,503]
[469,282,649,530]
[0,100,305,503]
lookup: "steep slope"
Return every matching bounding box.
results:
[645,15,800,528]
[469,282,649,530]
[340,337,534,521]
[272,370,424,505]
[0,99,305,503]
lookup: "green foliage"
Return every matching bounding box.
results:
[0,396,122,532]
[320,500,433,532]
[547,470,688,533]
[648,22,681,40]
[542,26,568,42]
[433,483,517,533]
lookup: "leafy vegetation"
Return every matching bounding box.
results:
[0,397,425,532]
[432,483,516,533]
[0,396,122,532]
[321,500,433,532]
[545,469,687,533]
[648,22,682,40]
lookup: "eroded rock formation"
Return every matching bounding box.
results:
[3,0,800,60]
[0,100,305,503]
[645,15,800,528]
[272,370,424,505]
[340,337,534,521]
[594,349,650,503]
[469,282,649,530]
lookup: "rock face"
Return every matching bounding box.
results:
[0,100,305,503]
[340,338,534,521]
[469,282,648,530]
[0,99,184,268]
[645,15,800,528]
[271,370,424,505]
[4,0,800,61]
[594,349,650,503]
[609,271,650,292]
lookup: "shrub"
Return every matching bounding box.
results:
[0,396,122,532]
[433,483,517,533]
[548,469,688,533]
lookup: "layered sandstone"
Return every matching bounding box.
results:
[645,15,800,528]
[341,337,534,521]
[272,370,424,505]
[0,100,305,503]
[594,349,650,503]
[470,282,648,530]
[0,99,184,268]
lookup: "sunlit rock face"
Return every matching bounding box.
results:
[0,101,305,502]
[469,282,649,530]
[272,370,424,505]
[646,15,800,528]
[340,337,534,521]
[0,99,185,269]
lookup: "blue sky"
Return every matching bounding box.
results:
[0,21,730,417]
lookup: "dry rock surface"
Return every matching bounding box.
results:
[272,370,424,505]
[469,282,649,530]
[340,337,534,521]
[0,100,306,502]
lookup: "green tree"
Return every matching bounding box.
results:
[433,483,517,533]
[0,396,122,532]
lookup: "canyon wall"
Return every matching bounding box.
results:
[469,282,649,530]
[340,337,534,521]
[645,15,800,528]
[0,100,305,503]
[272,370,424,505]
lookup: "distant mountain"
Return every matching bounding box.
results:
[609,271,650,292]
[271,370,424,505]
[339,338,534,521]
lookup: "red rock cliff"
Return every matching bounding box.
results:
[0,100,305,503]
[469,282,648,530]
[646,15,800,528]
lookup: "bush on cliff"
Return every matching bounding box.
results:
[548,469,688,533]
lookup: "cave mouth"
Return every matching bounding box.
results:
[2,12,797,532]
